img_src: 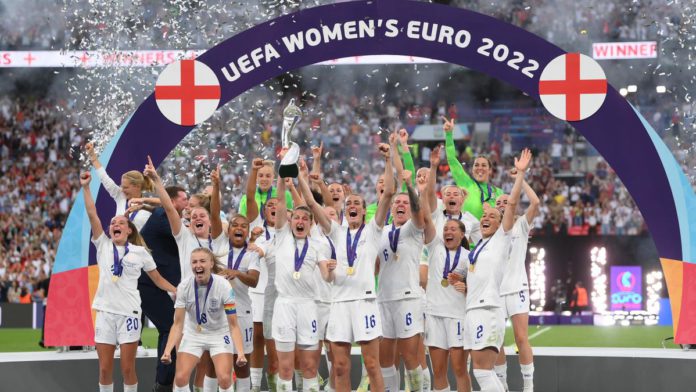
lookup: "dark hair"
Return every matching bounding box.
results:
[474,155,493,167]
[125,220,150,251]
[311,189,324,206]
[165,185,186,199]
[446,219,470,250]
[292,205,314,221]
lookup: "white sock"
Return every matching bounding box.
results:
[124,383,138,392]
[521,363,535,392]
[407,367,423,392]
[494,363,508,391]
[381,366,397,392]
[203,375,219,392]
[250,368,263,392]
[302,376,319,392]
[294,370,304,390]
[98,384,113,392]
[175,385,192,392]
[433,387,450,392]
[422,365,431,392]
[237,376,251,392]
[473,369,504,392]
[220,385,235,392]
[278,377,293,392]
[267,373,278,392]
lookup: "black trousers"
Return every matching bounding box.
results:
[139,283,176,388]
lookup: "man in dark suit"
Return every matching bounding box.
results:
[139,185,188,392]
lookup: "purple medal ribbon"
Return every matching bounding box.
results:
[194,276,214,329]
[325,235,336,259]
[128,209,139,221]
[388,223,400,254]
[112,242,129,277]
[263,220,271,240]
[444,246,462,280]
[346,224,365,268]
[468,238,490,268]
[384,210,391,226]
[294,239,309,274]
[196,235,213,250]
[445,210,462,221]
[228,243,247,270]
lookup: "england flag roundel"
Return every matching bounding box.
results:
[155,59,221,126]
[538,53,607,122]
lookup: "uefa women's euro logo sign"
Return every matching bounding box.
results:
[610,266,643,311]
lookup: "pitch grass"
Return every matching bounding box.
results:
[0,326,681,352]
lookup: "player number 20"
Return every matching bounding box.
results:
[364,315,376,329]
[126,318,139,332]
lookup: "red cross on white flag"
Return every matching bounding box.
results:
[538,53,607,122]
[155,59,221,126]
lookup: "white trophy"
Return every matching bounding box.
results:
[279,98,302,178]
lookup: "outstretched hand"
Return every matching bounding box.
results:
[143,156,160,181]
[441,116,455,133]
[311,142,323,159]
[514,148,533,173]
[398,128,409,147]
[298,157,309,177]
[378,143,391,158]
[252,158,264,171]
[430,144,442,167]
[210,165,221,187]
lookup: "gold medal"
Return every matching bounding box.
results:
[346,267,354,276]
[393,253,399,261]
[469,264,475,272]
[197,324,202,332]
[111,275,119,282]
[293,271,301,280]
[441,279,449,287]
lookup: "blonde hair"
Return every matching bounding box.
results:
[122,170,154,193]
[191,193,211,214]
[191,247,224,275]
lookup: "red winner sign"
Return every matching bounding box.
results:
[592,41,657,60]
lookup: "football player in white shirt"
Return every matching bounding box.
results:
[81,172,176,392]
[421,148,472,392]
[465,148,531,392]
[85,142,154,231]
[210,166,261,392]
[327,182,348,226]
[161,248,247,392]
[271,171,335,392]
[244,158,281,392]
[492,170,540,392]
[297,144,394,392]
[378,167,427,392]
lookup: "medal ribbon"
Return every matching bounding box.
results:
[468,238,490,268]
[228,243,247,270]
[325,235,336,260]
[194,276,214,328]
[474,180,493,203]
[196,235,213,250]
[294,239,309,273]
[112,242,129,277]
[388,223,400,254]
[346,224,365,268]
[444,246,462,280]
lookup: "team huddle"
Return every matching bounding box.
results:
[81,119,538,392]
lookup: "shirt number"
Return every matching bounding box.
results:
[126,318,139,332]
[364,315,376,329]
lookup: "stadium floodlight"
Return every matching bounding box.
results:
[590,246,608,313]
[656,85,667,93]
[627,85,638,93]
[619,88,628,96]
[646,270,663,315]
[529,247,546,312]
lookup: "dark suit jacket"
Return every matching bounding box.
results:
[139,207,181,287]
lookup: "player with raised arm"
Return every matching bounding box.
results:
[81,172,176,392]
[297,143,395,392]
[270,162,334,392]
[493,168,540,392]
[465,149,532,392]
[442,117,504,219]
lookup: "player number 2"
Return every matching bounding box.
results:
[364,315,376,329]
[405,312,412,326]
